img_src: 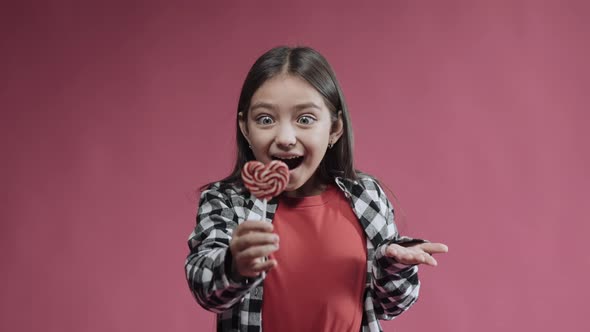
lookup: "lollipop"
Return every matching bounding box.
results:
[241,160,289,276]
[241,160,290,201]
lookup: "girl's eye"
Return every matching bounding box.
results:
[297,115,315,125]
[256,116,274,125]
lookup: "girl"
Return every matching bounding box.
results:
[185,46,448,332]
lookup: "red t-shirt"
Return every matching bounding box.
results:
[262,184,367,331]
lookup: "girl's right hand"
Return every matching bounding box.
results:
[229,220,280,280]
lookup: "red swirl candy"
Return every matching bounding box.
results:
[241,160,290,201]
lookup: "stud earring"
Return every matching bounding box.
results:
[328,141,333,149]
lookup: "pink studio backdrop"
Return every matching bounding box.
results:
[1,1,589,331]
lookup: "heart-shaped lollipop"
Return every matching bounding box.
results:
[241,160,290,201]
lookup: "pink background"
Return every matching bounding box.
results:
[2,1,589,331]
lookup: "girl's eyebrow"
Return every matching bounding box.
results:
[293,102,321,111]
[249,102,321,112]
[249,102,276,112]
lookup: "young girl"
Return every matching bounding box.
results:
[185,46,448,332]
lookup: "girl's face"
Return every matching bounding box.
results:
[239,74,343,197]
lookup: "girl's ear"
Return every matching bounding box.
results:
[238,112,251,145]
[330,110,344,145]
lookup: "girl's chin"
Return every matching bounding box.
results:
[284,176,306,193]
[284,171,321,196]
[284,182,302,193]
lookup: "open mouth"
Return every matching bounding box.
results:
[272,156,304,170]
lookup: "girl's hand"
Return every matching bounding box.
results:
[229,220,280,279]
[385,242,449,267]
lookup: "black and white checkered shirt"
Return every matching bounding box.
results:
[185,174,423,332]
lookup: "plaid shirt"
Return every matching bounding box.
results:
[185,174,423,332]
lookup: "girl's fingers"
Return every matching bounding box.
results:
[386,244,441,266]
[419,242,449,254]
[236,244,279,261]
[239,259,278,278]
[230,221,279,278]
[235,220,274,236]
[250,258,278,273]
[233,232,279,251]
[403,252,436,266]
[423,253,438,266]
[237,255,278,278]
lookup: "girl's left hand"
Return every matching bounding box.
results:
[385,242,448,267]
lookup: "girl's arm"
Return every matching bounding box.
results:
[371,225,422,318]
[371,236,421,319]
[372,230,447,319]
[184,185,262,313]
[368,180,423,320]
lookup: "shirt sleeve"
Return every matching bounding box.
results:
[184,184,262,313]
[369,182,424,320]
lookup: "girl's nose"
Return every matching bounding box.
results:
[274,124,297,148]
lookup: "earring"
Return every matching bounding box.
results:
[328,141,333,149]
